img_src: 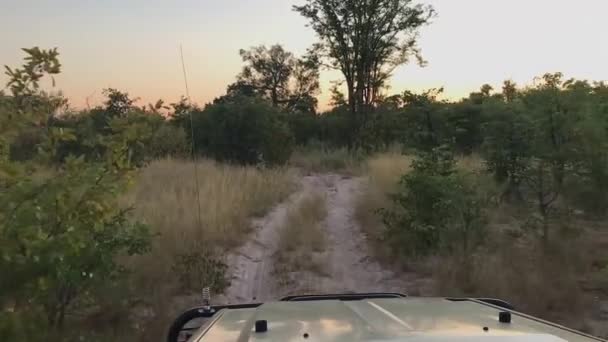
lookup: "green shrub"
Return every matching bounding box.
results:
[286,111,320,146]
[0,47,152,339]
[147,124,189,159]
[380,148,488,257]
[480,99,533,200]
[193,97,294,166]
[317,107,352,148]
[8,127,44,161]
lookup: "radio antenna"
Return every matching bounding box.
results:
[180,44,203,233]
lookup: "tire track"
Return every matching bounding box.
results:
[221,173,430,304]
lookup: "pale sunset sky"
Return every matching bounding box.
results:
[1,0,607,111]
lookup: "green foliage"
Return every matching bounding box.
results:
[566,104,608,215]
[4,47,61,99]
[446,101,484,155]
[1,157,151,326]
[295,0,435,148]
[399,88,447,151]
[287,111,321,146]
[317,107,353,148]
[2,48,67,165]
[1,48,151,339]
[105,111,166,166]
[51,94,188,165]
[227,44,320,112]
[192,97,294,166]
[481,96,533,200]
[380,148,488,257]
[148,124,189,159]
[102,88,138,118]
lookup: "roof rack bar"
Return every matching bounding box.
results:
[446,297,515,310]
[281,293,407,302]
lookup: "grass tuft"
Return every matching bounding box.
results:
[275,192,328,286]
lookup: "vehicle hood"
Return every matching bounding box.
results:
[193,298,601,342]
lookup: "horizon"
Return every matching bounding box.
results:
[2,0,607,111]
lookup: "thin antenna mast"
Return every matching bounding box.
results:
[180,44,203,233]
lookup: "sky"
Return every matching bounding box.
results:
[1,0,607,111]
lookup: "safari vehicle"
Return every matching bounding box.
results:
[167,293,606,342]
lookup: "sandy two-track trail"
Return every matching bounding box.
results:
[221,173,430,304]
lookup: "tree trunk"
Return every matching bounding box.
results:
[271,88,278,107]
[537,165,550,246]
[346,80,357,150]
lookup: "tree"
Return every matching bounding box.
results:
[480,84,493,97]
[522,73,582,187]
[481,93,532,201]
[295,0,435,145]
[234,44,320,112]
[400,88,445,151]
[102,88,138,118]
[502,80,517,102]
[3,47,63,113]
[4,47,60,93]
[518,74,591,241]
[192,97,294,165]
[446,101,484,155]
[142,99,169,114]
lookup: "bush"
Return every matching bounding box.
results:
[316,107,352,148]
[380,148,488,257]
[0,48,152,339]
[54,110,188,165]
[147,124,189,159]
[0,155,151,332]
[480,99,533,200]
[565,112,608,216]
[286,111,320,146]
[8,127,44,161]
[193,97,294,166]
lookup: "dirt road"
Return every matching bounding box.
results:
[221,173,430,304]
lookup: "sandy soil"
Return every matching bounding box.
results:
[221,173,431,304]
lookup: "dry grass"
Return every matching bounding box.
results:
[119,158,295,339]
[289,147,363,175]
[131,158,295,252]
[433,223,608,338]
[274,192,328,286]
[355,152,413,262]
[456,153,485,172]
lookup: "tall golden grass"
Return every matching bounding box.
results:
[275,192,328,285]
[132,158,294,250]
[355,152,413,258]
[121,158,295,339]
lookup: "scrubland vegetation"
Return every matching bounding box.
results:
[2,0,608,340]
[357,151,608,335]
